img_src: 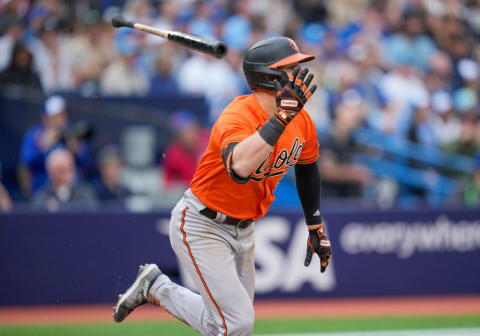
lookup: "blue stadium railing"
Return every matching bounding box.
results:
[352,152,455,195]
[274,127,476,207]
[352,128,476,174]
[350,128,476,198]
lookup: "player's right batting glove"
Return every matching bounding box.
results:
[304,223,332,273]
[258,66,317,146]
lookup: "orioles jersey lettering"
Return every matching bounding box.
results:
[190,94,319,220]
[252,137,304,181]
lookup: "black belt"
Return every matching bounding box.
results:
[200,207,253,228]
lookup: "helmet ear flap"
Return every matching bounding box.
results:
[263,68,289,89]
[245,66,289,90]
[276,70,289,86]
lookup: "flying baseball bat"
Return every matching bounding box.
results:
[111,14,228,59]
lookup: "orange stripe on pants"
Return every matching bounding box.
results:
[180,206,228,336]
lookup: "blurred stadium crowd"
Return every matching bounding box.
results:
[1,0,480,212]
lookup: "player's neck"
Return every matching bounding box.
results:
[253,90,276,117]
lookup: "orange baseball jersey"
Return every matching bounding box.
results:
[190,93,319,220]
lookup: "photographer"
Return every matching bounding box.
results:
[19,95,92,197]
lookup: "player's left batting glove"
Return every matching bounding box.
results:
[304,223,332,273]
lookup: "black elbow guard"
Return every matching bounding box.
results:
[221,143,250,184]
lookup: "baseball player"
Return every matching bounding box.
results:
[113,36,332,336]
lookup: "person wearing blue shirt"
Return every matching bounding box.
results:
[20,95,91,196]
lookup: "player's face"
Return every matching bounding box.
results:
[278,62,300,77]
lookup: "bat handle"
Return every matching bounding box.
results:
[133,22,168,39]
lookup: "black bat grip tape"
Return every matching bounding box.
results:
[111,15,134,28]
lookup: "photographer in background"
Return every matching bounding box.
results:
[19,95,92,198]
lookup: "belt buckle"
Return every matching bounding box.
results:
[237,219,252,229]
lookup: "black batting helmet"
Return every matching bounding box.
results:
[243,37,315,90]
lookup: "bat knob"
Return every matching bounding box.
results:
[111,14,134,28]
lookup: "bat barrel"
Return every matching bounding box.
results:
[168,32,228,59]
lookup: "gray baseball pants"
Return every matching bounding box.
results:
[149,189,256,336]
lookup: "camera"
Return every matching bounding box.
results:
[60,121,95,143]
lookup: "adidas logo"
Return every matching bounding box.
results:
[313,209,321,216]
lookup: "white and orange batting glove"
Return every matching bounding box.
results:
[304,223,332,273]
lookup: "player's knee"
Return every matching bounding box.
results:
[227,306,254,335]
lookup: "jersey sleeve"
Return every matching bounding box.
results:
[213,108,255,151]
[297,110,319,165]
[211,106,256,183]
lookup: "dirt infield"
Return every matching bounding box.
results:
[0,295,479,325]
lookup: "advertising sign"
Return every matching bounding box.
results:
[1,209,479,305]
